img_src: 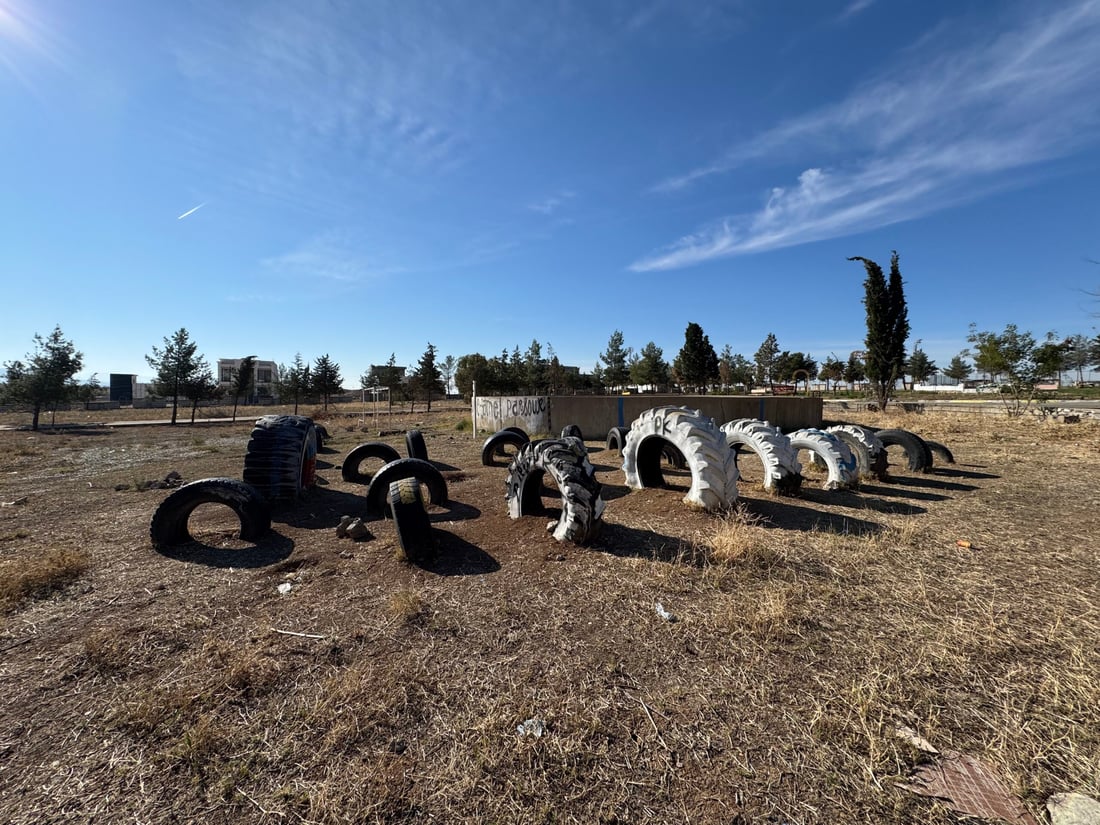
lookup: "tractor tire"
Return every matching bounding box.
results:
[341,442,403,484]
[242,415,318,501]
[150,478,270,549]
[876,428,933,473]
[365,458,448,518]
[503,426,528,438]
[405,429,428,461]
[505,438,604,544]
[606,426,629,454]
[825,424,887,478]
[389,477,433,562]
[481,429,530,466]
[314,424,331,449]
[788,428,858,490]
[560,424,583,440]
[622,406,738,511]
[720,419,802,495]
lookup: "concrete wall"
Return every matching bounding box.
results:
[473,395,551,434]
[474,394,822,438]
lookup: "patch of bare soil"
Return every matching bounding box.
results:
[0,408,1097,824]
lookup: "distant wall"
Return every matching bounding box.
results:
[473,394,822,438]
[473,396,550,434]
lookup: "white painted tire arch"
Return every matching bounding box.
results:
[720,418,802,494]
[622,406,738,511]
[788,428,857,489]
[825,424,886,478]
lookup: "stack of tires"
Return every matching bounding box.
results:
[243,415,319,501]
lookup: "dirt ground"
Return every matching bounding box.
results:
[0,404,1097,824]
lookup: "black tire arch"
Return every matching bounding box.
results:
[150,478,270,549]
[341,441,402,484]
[481,429,530,466]
[365,458,448,518]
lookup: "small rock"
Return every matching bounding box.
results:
[346,520,372,541]
[277,582,293,595]
[335,515,356,538]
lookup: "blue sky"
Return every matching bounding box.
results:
[2,0,1099,385]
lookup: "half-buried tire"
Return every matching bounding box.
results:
[482,429,530,466]
[365,458,448,518]
[787,428,858,490]
[606,426,629,454]
[389,477,433,562]
[924,439,955,464]
[243,415,318,501]
[405,429,428,461]
[622,406,738,511]
[876,428,933,473]
[150,478,270,549]
[342,442,402,484]
[505,438,604,544]
[560,424,583,440]
[825,424,887,479]
[720,418,802,495]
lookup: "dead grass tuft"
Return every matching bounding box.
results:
[387,589,428,624]
[0,548,89,609]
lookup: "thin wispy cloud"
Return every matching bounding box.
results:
[838,0,876,21]
[527,190,576,215]
[262,230,393,284]
[635,0,1100,271]
[176,202,205,220]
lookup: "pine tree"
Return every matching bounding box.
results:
[231,356,256,422]
[675,322,718,393]
[412,343,444,411]
[146,328,200,426]
[849,251,909,410]
[599,331,632,391]
[2,326,85,431]
[282,353,311,414]
[630,341,670,390]
[311,354,342,410]
[182,359,221,424]
[943,353,972,384]
[754,333,779,387]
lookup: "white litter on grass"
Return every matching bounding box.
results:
[654,601,677,622]
[516,718,545,738]
[277,582,293,595]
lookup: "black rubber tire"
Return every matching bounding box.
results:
[389,477,433,562]
[481,429,530,466]
[366,458,448,517]
[341,442,402,484]
[924,439,955,464]
[606,426,629,454]
[505,438,604,544]
[314,424,331,449]
[876,428,933,473]
[242,415,318,501]
[560,424,583,440]
[150,478,270,549]
[503,426,528,438]
[405,429,428,461]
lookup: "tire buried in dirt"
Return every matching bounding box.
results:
[622,406,738,511]
[365,458,448,518]
[606,426,629,454]
[389,477,433,562]
[924,439,955,464]
[825,424,886,478]
[505,438,604,544]
[150,478,270,549]
[788,428,858,490]
[243,415,318,501]
[876,428,933,473]
[341,441,403,484]
[720,419,802,494]
[560,424,583,440]
[481,429,530,466]
[405,429,428,461]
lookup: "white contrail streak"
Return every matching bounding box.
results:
[177,202,206,220]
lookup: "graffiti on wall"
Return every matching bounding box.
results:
[475,396,550,433]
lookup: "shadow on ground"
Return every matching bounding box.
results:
[153,530,295,568]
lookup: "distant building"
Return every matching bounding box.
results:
[217,358,278,400]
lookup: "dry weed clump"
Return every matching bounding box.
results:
[704,504,779,567]
[0,548,89,609]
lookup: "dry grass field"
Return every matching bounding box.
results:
[0,403,1097,824]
